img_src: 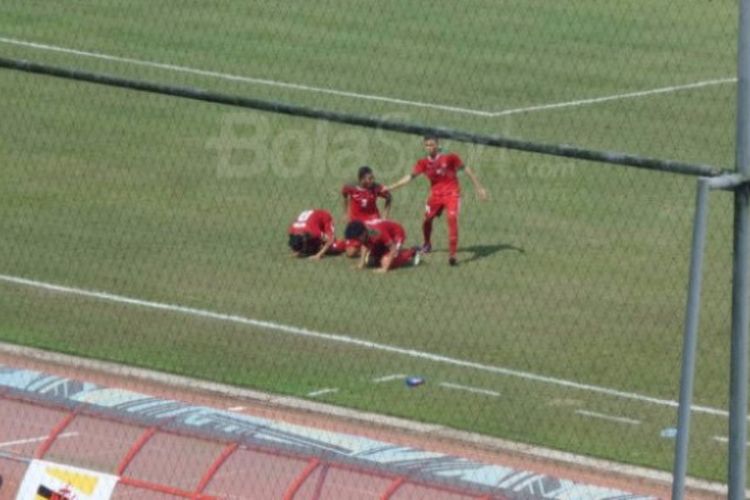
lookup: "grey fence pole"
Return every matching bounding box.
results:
[729,1,750,498]
[672,178,711,500]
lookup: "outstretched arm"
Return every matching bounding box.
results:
[463,166,488,201]
[387,174,415,192]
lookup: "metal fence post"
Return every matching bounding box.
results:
[672,178,711,500]
[729,1,750,498]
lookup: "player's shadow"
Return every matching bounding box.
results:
[460,242,525,265]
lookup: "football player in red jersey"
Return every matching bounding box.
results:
[342,166,391,222]
[341,166,392,257]
[344,219,420,273]
[288,209,345,259]
[387,136,488,266]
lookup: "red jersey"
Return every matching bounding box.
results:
[342,183,389,221]
[364,219,406,249]
[411,152,463,197]
[288,209,334,241]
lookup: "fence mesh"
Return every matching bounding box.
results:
[0,0,743,497]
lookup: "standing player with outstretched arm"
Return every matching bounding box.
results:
[387,136,488,266]
[341,166,392,257]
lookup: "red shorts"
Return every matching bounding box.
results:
[425,194,460,219]
[354,214,382,223]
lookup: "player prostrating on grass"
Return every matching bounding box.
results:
[288,209,344,259]
[341,166,392,257]
[344,219,420,273]
[387,136,488,266]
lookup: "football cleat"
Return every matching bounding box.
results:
[411,247,421,267]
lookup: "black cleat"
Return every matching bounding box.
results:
[448,256,458,266]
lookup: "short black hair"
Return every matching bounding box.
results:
[423,135,440,142]
[288,233,308,253]
[344,220,367,240]
[358,165,373,180]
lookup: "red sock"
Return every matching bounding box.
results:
[447,215,458,256]
[390,248,416,269]
[422,218,433,246]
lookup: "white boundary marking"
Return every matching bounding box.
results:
[575,410,641,426]
[0,36,736,118]
[227,406,245,412]
[0,431,78,448]
[712,436,750,446]
[0,273,734,418]
[307,388,339,398]
[373,374,406,383]
[439,382,501,398]
[0,36,494,117]
[493,78,736,117]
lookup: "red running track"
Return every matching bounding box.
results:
[0,391,504,499]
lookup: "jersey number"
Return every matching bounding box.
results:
[296,210,314,223]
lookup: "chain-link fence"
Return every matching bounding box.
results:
[0,1,742,498]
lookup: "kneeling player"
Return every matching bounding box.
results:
[288,209,345,259]
[344,219,420,273]
[341,166,392,258]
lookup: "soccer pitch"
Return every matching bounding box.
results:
[0,0,741,481]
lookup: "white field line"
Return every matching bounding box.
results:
[0,36,494,117]
[0,273,732,418]
[0,431,78,448]
[493,78,736,117]
[307,388,339,397]
[0,36,735,118]
[439,382,501,398]
[373,374,406,383]
[227,406,245,412]
[712,436,750,446]
[574,410,641,426]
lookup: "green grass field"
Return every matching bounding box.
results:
[0,0,742,482]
